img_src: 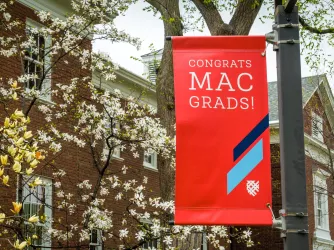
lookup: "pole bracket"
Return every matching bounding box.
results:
[281,229,309,236]
[279,209,308,217]
[273,23,299,29]
[277,39,300,44]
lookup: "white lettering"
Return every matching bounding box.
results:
[197,60,204,67]
[205,60,213,67]
[189,60,196,67]
[230,60,238,68]
[214,60,221,67]
[189,96,200,108]
[202,96,212,108]
[214,97,225,109]
[215,73,235,91]
[237,73,253,92]
[227,97,238,109]
[189,72,213,90]
[240,97,249,109]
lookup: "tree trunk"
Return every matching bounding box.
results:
[147,0,182,203]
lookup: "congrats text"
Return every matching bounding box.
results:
[188,59,255,110]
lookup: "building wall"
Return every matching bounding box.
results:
[0,1,161,249]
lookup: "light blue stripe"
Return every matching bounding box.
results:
[227,139,263,194]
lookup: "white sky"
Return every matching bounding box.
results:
[93,1,323,83]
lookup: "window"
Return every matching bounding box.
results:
[202,231,208,250]
[147,60,160,84]
[24,19,51,101]
[312,112,324,142]
[313,172,330,240]
[143,151,157,170]
[139,220,158,250]
[316,192,324,227]
[141,50,163,85]
[90,229,102,250]
[141,239,158,250]
[22,176,52,249]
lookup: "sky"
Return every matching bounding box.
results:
[93,1,321,83]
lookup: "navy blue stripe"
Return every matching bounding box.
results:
[233,114,269,161]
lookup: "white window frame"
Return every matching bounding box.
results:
[312,112,324,143]
[25,19,52,102]
[139,219,159,250]
[143,150,157,170]
[21,175,52,249]
[141,51,162,85]
[146,60,160,84]
[313,170,330,240]
[141,238,158,250]
[89,229,102,250]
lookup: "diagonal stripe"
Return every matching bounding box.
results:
[227,139,263,194]
[233,114,269,161]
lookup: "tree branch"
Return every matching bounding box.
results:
[299,16,334,34]
[229,0,264,35]
[190,0,234,35]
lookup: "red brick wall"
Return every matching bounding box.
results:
[0,1,161,249]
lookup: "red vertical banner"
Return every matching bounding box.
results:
[172,36,272,225]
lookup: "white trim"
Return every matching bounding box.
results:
[25,18,52,102]
[313,175,329,231]
[143,151,158,171]
[18,0,71,19]
[313,236,334,249]
[21,175,53,249]
[318,78,334,131]
[304,133,334,165]
[90,229,102,250]
[93,68,157,108]
[111,155,124,162]
[139,219,159,250]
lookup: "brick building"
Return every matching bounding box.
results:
[1,1,334,250]
[0,0,160,249]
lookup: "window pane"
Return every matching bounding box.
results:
[91,229,98,244]
[23,203,30,218]
[31,203,38,216]
[145,154,152,164]
[35,226,43,246]
[153,239,158,248]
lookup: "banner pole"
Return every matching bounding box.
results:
[275,3,309,250]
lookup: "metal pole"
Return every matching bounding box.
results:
[275,4,309,250]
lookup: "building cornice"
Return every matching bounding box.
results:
[18,0,72,19]
[115,67,155,94]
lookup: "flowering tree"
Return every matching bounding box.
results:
[0,0,254,249]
